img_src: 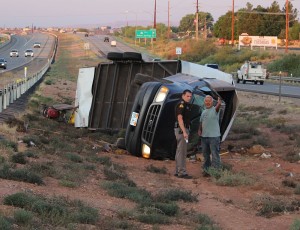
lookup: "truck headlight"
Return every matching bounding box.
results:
[142,144,151,158]
[154,86,169,103]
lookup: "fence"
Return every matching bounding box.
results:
[0,33,58,113]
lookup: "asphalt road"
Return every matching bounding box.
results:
[78,34,154,61]
[0,33,54,72]
[235,80,300,99]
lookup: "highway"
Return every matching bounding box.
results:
[0,33,55,86]
[235,80,300,99]
[78,34,154,61]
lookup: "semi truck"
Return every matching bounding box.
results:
[74,52,238,159]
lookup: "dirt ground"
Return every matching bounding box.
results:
[0,34,299,229]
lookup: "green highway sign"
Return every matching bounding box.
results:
[135,29,156,38]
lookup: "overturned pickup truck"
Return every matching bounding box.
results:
[75,52,238,159]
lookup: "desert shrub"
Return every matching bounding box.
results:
[0,140,18,152]
[230,118,260,136]
[14,209,33,225]
[29,162,57,177]
[252,195,287,217]
[92,156,112,165]
[267,54,300,77]
[282,179,297,188]
[138,202,179,217]
[252,135,271,147]
[0,216,12,230]
[45,79,54,85]
[207,168,254,187]
[4,192,99,226]
[290,219,300,230]
[146,164,167,174]
[283,151,300,163]
[295,184,300,195]
[0,164,44,185]
[59,179,77,188]
[64,153,82,163]
[11,152,27,164]
[278,109,288,115]
[155,188,198,203]
[102,181,151,204]
[136,213,170,224]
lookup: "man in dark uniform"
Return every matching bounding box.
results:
[174,89,193,179]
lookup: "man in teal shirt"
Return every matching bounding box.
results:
[198,95,222,176]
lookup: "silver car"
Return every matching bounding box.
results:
[25,49,34,57]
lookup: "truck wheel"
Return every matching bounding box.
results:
[106,52,124,61]
[254,81,257,84]
[242,77,246,84]
[123,52,143,61]
[237,78,240,83]
[260,81,264,85]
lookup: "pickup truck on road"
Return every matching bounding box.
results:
[237,61,267,85]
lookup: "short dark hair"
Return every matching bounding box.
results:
[182,89,192,95]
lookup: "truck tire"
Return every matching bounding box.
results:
[242,77,246,84]
[106,52,124,61]
[133,73,153,86]
[237,78,240,83]
[254,81,257,84]
[123,52,142,61]
[260,81,264,85]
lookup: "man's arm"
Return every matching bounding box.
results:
[198,122,202,136]
[215,97,222,113]
[177,114,188,139]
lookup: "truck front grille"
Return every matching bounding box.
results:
[142,104,161,144]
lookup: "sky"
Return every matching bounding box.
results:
[1,0,300,28]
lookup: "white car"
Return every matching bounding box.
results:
[10,49,19,57]
[25,49,34,57]
[110,41,117,47]
[33,42,41,48]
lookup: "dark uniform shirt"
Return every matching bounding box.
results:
[175,100,192,128]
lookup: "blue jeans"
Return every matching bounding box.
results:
[201,137,221,171]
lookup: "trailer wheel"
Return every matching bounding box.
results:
[133,73,153,86]
[106,52,124,61]
[123,52,143,61]
[254,81,258,84]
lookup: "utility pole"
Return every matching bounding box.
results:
[285,0,289,53]
[153,0,157,41]
[231,0,235,46]
[204,17,207,40]
[195,0,199,41]
[168,0,170,39]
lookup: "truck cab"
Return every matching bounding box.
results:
[237,61,266,85]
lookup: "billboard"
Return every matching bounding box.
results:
[238,35,277,49]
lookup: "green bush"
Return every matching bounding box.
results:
[0,165,44,185]
[14,209,33,225]
[0,216,12,230]
[155,188,198,203]
[0,140,18,152]
[290,219,300,230]
[11,153,27,164]
[65,153,83,163]
[146,164,167,174]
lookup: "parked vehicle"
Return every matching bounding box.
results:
[237,61,267,85]
[25,49,34,57]
[104,37,109,42]
[74,52,238,159]
[10,49,19,57]
[0,58,7,69]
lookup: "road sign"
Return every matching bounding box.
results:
[176,47,182,55]
[135,29,156,38]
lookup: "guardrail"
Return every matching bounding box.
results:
[269,76,300,83]
[0,33,58,113]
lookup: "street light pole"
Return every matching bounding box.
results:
[285,0,289,53]
[168,0,170,39]
[196,0,199,41]
[231,0,235,46]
